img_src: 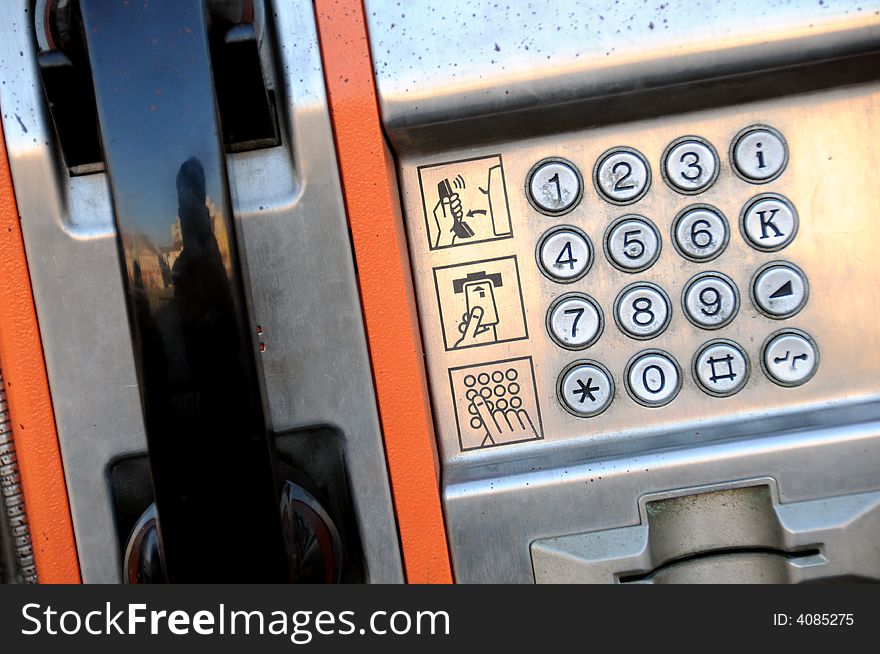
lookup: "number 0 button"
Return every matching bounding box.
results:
[547,293,603,350]
[614,282,671,340]
[604,215,662,273]
[593,147,651,205]
[682,272,739,329]
[558,360,614,418]
[662,136,719,194]
[625,350,682,407]
[537,226,593,283]
[527,158,583,215]
[671,205,729,262]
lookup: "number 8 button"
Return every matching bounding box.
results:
[614,282,672,339]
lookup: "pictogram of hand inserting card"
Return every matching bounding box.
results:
[433,256,528,352]
[449,357,544,451]
[418,155,512,250]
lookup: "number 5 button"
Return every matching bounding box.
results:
[537,226,593,283]
[614,282,671,340]
[604,215,662,273]
[547,293,604,350]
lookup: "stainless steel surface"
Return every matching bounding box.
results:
[367,0,880,152]
[0,370,36,584]
[372,0,880,581]
[1,0,402,582]
[532,480,880,583]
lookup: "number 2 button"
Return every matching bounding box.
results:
[537,226,593,283]
[593,147,651,205]
[614,282,671,340]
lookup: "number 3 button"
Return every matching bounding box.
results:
[662,136,719,194]
[547,293,604,350]
[537,226,594,283]
[604,215,662,273]
[614,282,671,340]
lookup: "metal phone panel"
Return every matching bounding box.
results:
[0,0,402,582]
[365,0,880,581]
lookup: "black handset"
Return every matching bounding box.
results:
[438,179,475,239]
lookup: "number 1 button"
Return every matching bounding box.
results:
[547,293,604,350]
[537,226,593,283]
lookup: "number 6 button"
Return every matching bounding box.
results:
[547,293,604,350]
[537,226,593,283]
[662,136,719,194]
[604,215,662,273]
[671,205,729,262]
[614,282,671,340]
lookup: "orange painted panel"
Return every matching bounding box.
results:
[315,0,453,582]
[0,119,81,583]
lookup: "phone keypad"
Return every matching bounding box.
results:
[529,124,818,416]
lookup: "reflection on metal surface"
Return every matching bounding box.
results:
[80,0,287,581]
[1,0,402,582]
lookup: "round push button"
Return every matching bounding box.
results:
[751,261,809,319]
[662,136,719,194]
[671,205,729,262]
[731,125,788,183]
[593,147,651,205]
[614,283,672,340]
[604,215,662,273]
[558,360,614,418]
[682,272,739,330]
[693,339,750,397]
[527,158,583,215]
[537,226,593,282]
[762,329,819,387]
[546,293,603,350]
[625,350,682,407]
[740,194,798,252]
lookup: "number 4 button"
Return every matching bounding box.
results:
[537,226,594,283]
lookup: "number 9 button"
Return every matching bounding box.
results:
[614,282,671,340]
[682,272,739,329]
[671,205,729,262]
[546,293,603,350]
[604,215,661,273]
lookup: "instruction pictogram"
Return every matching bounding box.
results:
[418,155,513,250]
[433,256,528,351]
[449,357,543,451]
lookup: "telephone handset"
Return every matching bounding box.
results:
[438,178,475,239]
